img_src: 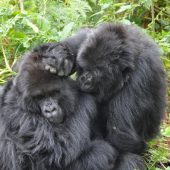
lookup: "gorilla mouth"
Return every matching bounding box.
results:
[80,85,94,93]
[49,114,65,124]
[79,82,99,95]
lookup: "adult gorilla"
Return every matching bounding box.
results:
[32,23,166,170]
[0,51,117,170]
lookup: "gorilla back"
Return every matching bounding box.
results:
[0,52,116,170]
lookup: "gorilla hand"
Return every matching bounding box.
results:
[33,43,74,76]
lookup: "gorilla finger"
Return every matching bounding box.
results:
[45,64,57,74]
[63,59,73,76]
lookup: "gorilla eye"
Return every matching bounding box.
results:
[109,52,119,61]
[42,55,48,58]
[34,94,44,100]
[54,90,60,94]
[114,55,119,60]
[47,90,60,97]
[50,56,56,59]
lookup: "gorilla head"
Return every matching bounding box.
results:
[76,24,136,101]
[15,52,76,124]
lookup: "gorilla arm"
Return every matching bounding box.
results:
[33,28,92,76]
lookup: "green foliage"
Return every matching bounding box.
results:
[163,126,170,137]
[0,0,170,169]
[146,136,170,170]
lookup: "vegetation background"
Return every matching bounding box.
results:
[0,0,169,169]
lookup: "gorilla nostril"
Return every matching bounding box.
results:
[44,105,56,113]
[51,107,57,112]
[80,75,86,82]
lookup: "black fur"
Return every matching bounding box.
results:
[0,52,117,170]
[35,23,166,170]
[76,23,166,146]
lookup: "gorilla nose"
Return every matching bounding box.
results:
[43,104,64,123]
[44,104,56,113]
[79,72,92,82]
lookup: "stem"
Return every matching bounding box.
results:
[151,0,155,32]
[64,0,69,5]
[19,0,24,13]
[1,45,12,72]
[159,161,166,170]
[43,0,47,15]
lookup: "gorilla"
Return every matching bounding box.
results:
[0,51,117,170]
[35,23,166,170]
[77,23,166,147]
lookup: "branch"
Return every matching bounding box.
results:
[151,0,155,32]
[19,0,24,13]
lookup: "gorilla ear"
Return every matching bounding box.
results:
[122,67,132,83]
[114,55,120,60]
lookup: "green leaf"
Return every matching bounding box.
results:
[26,19,39,33]
[23,38,31,48]
[162,58,170,69]
[115,5,132,14]
[10,31,26,39]
[162,126,170,137]
[101,3,110,10]
[139,0,152,9]
[60,22,74,39]
[120,19,132,25]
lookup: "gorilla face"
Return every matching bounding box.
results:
[22,81,76,124]
[34,91,64,123]
[77,70,102,93]
[76,24,135,101]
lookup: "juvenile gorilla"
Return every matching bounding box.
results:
[0,52,117,170]
[36,23,166,170]
[76,24,166,148]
